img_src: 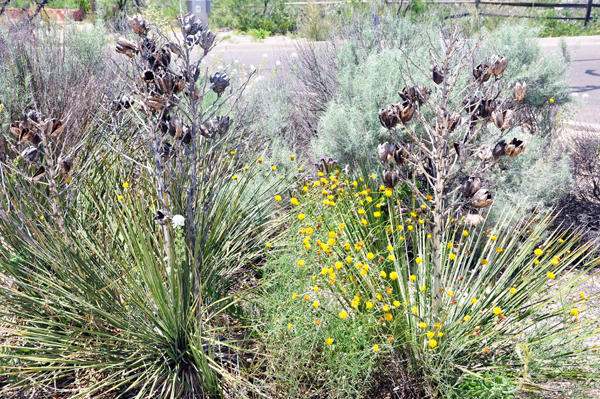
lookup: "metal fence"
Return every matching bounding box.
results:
[285,0,599,26]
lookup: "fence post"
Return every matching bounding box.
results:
[585,0,594,26]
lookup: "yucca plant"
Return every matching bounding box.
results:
[0,144,287,397]
[266,162,600,397]
[0,12,290,398]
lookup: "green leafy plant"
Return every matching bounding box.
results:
[247,27,270,41]
[257,160,600,397]
[0,11,289,397]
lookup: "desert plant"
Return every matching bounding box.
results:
[0,12,290,398]
[259,162,600,397]
[373,26,532,308]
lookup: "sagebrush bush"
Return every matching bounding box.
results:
[0,20,109,150]
[488,131,572,223]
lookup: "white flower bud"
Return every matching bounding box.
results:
[172,214,185,228]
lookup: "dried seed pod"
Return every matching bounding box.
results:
[159,113,170,134]
[120,95,135,109]
[399,101,415,123]
[160,142,173,158]
[377,142,395,162]
[145,96,166,111]
[166,42,182,57]
[471,189,493,208]
[180,13,203,37]
[128,14,148,36]
[473,63,492,83]
[210,72,230,96]
[39,118,53,137]
[116,38,137,57]
[154,208,172,225]
[504,137,525,157]
[143,69,155,82]
[168,119,185,139]
[213,116,232,135]
[9,121,21,138]
[141,37,156,54]
[454,141,466,163]
[154,72,174,95]
[491,109,514,131]
[440,112,461,134]
[464,96,479,115]
[58,156,73,174]
[173,76,186,94]
[393,144,410,165]
[32,166,46,182]
[418,86,431,103]
[182,129,192,145]
[515,82,527,101]
[490,55,508,75]
[27,110,42,124]
[378,105,399,129]
[148,47,171,71]
[198,29,216,51]
[18,129,31,144]
[492,140,507,158]
[431,64,444,84]
[48,118,65,138]
[478,99,496,119]
[461,176,481,199]
[183,66,200,83]
[199,124,215,139]
[21,146,40,163]
[474,145,493,162]
[186,87,200,100]
[382,170,400,189]
[399,86,418,104]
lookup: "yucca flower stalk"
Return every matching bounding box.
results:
[376,27,534,311]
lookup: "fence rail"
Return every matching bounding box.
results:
[285,0,598,26]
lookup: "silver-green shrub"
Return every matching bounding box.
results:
[487,130,572,222]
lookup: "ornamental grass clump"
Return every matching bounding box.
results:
[264,162,600,396]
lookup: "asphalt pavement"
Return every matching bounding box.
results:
[539,36,600,128]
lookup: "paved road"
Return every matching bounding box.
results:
[539,36,600,127]
[210,35,600,126]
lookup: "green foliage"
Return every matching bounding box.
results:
[311,20,571,168]
[538,10,600,37]
[247,27,270,41]
[455,373,517,399]
[211,0,295,34]
[478,23,571,109]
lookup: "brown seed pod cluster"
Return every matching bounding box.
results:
[461,176,493,208]
[378,102,414,129]
[10,110,73,182]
